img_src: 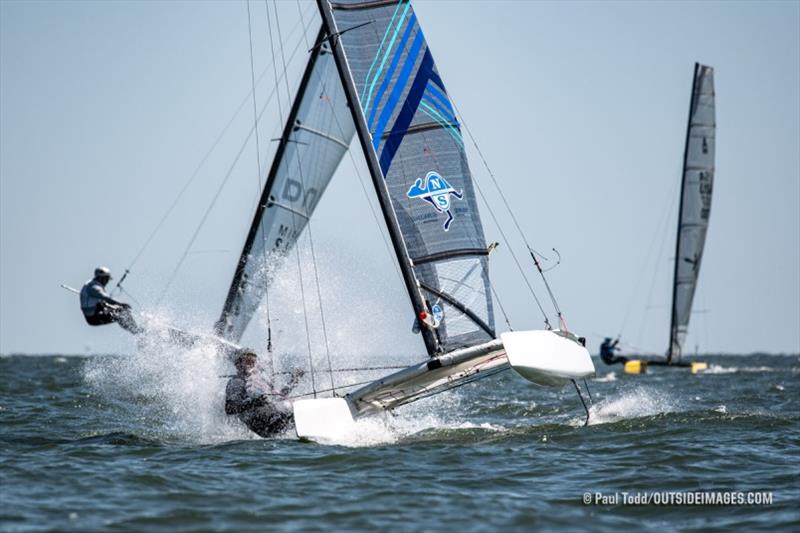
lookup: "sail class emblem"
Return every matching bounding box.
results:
[407,171,463,231]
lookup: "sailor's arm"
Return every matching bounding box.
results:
[226,378,270,413]
[277,369,305,397]
[90,283,129,308]
[225,380,251,414]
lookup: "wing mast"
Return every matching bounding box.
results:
[315,0,440,356]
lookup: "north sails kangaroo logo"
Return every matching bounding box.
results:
[407,171,463,231]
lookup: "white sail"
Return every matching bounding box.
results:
[669,63,715,361]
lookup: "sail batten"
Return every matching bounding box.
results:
[320,0,494,353]
[668,63,715,362]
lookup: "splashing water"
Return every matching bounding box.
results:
[593,371,618,383]
[84,313,250,444]
[587,385,682,425]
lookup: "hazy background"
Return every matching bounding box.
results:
[1,0,798,357]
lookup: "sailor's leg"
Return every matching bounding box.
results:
[246,406,294,438]
[111,307,143,335]
[85,303,116,326]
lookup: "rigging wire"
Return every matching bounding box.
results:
[309,42,412,385]
[489,279,513,331]
[617,164,681,338]
[113,8,313,298]
[451,100,566,329]
[636,164,681,347]
[317,70,404,284]
[285,68,338,393]
[266,0,318,398]
[471,172,551,329]
[246,2,264,191]
[246,0,276,381]
[289,0,336,395]
[292,5,396,282]
[155,14,315,305]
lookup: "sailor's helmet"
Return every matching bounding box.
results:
[94,266,112,279]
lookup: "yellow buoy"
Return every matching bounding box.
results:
[624,360,647,374]
[691,362,709,374]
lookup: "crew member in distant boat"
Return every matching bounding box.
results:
[225,350,303,438]
[600,337,627,365]
[80,266,142,334]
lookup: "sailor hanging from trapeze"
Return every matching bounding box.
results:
[79,266,142,334]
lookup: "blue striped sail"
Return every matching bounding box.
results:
[331,0,494,351]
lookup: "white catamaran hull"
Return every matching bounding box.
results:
[502,330,596,387]
[294,329,595,441]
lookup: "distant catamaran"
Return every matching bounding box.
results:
[211,0,596,440]
[606,63,715,375]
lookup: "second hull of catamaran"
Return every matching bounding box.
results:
[294,329,595,441]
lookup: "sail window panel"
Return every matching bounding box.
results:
[420,256,495,350]
[435,301,492,350]
[220,50,356,341]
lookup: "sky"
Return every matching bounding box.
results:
[1,0,798,356]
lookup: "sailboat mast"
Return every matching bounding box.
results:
[315,0,440,356]
[668,62,700,363]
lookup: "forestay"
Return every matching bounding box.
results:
[217,31,356,341]
[669,63,714,361]
[329,0,494,353]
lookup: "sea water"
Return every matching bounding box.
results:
[1,352,798,531]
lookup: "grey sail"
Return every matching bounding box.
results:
[216,28,356,341]
[320,0,495,354]
[669,63,715,361]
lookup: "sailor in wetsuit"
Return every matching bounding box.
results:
[600,337,627,365]
[225,350,302,438]
[80,266,141,334]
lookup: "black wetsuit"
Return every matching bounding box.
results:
[225,371,293,438]
[600,338,628,365]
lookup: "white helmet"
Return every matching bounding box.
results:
[94,266,112,279]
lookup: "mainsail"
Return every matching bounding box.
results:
[319,0,495,355]
[668,63,715,362]
[216,28,356,341]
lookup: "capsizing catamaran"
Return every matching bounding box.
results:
[211,0,595,441]
[604,63,715,376]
